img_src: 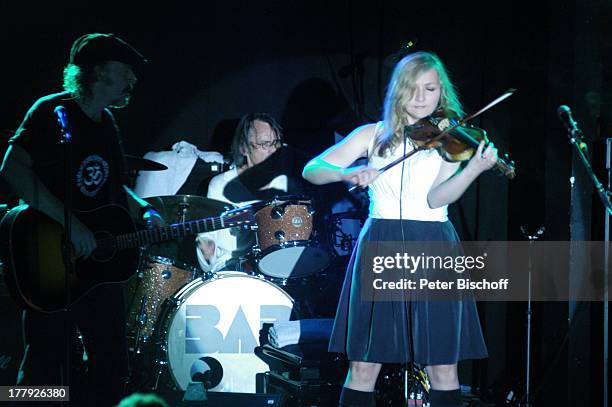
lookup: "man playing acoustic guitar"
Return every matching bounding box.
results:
[0,33,163,406]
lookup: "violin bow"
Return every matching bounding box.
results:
[348,88,516,192]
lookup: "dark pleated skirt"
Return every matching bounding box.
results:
[328,218,488,365]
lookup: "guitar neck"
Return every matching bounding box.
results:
[115,216,226,250]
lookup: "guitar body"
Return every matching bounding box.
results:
[0,204,139,313]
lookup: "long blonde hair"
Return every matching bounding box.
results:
[375,51,463,157]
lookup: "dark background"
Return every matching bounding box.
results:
[0,0,611,405]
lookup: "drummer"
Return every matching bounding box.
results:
[196,113,308,273]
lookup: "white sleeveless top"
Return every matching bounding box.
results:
[367,123,448,221]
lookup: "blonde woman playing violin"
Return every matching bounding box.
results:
[303,51,497,407]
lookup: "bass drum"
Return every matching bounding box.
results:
[158,272,294,393]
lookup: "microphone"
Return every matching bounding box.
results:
[557,105,580,135]
[54,105,72,142]
[558,105,588,152]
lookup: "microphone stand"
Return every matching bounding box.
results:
[519,226,545,407]
[564,125,609,407]
[56,107,73,399]
[604,138,611,407]
[566,128,612,215]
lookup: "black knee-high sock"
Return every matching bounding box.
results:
[428,389,462,407]
[338,387,376,407]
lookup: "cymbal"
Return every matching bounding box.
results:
[144,195,234,223]
[125,155,168,171]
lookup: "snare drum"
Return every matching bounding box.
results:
[254,197,330,280]
[157,272,294,393]
[127,256,198,345]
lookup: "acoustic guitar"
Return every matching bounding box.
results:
[0,204,255,313]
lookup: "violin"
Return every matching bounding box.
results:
[346,89,517,192]
[405,109,516,179]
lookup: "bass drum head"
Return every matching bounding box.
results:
[257,245,330,279]
[165,272,294,393]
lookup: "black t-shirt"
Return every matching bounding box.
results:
[9,92,128,211]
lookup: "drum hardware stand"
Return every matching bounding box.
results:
[151,308,171,391]
[152,357,168,391]
[126,246,154,392]
[133,298,149,354]
[519,226,545,407]
[128,245,153,356]
[603,138,612,407]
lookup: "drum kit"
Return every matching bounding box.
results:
[125,192,358,395]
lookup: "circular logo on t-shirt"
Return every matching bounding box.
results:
[76,155,110,197]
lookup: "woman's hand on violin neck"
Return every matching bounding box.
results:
[466,141,498,176]
[342,165,380,187]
